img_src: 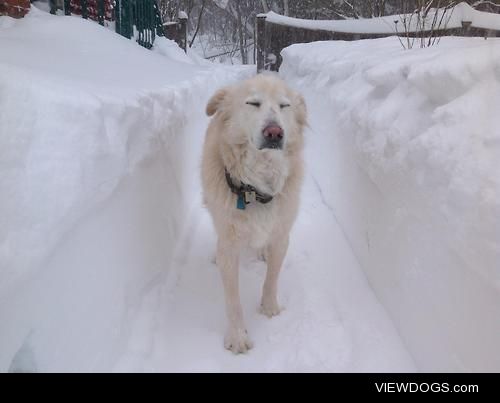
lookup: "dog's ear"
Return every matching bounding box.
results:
[295,92,307,127]
[206,88,228,117]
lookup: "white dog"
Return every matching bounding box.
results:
[201,74,307,353]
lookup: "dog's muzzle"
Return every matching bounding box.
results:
[260,124,284,150]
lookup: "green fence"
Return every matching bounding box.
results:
[49,0,166,50]
[115,0,165,49]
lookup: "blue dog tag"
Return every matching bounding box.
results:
[237,194,246,210]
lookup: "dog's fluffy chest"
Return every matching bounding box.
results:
[223,145,290,197]
[235,201,280,249]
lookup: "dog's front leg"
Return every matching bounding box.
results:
[260,235,289,317]
[217,237,253,354]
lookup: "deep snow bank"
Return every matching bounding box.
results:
[0,9,250,371]
[281,37,500,372]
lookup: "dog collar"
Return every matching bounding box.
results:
[225,168,273,210]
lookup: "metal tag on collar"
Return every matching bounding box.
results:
[245,191,257,204]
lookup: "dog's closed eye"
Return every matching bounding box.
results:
[280,103,291,109]
[246,101,261,108]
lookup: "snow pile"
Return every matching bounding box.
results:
[0,9,417,373]
[152,36,212,66]
[263,2,500,34]
[281,37,500,372]
[0,8,250,371]
[0,8,197,292]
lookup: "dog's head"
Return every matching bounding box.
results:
[206,74,307,153]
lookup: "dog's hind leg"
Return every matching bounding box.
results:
[217,237,253,354]
[260,235,289,318]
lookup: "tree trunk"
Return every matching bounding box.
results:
[260,0,269,13]
[236,2,247,64]
[189,0,206,48]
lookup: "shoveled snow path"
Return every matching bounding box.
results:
[112,93,416,373]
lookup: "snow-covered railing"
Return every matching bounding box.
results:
[256,2,500,72]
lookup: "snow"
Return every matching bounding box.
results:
[0,9,417,372]
[32,1,51,13]
[0,8,244,371]
[262,2,500,35]
[0,7,203,293]
[112,129,415,372]
[280,36,500,372]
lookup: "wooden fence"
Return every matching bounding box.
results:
[256,6,500,72]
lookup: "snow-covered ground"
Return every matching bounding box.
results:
[2,6,497,373]
[0,8,246,372]
[111,116,415,373]
[0,8,417,372]
[281,37,500,372]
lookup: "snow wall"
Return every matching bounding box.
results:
[0,10,250,372]
[280,37,500,372]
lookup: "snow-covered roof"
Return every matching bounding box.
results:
[260,2,500,35]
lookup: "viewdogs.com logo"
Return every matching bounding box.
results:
[375,383,478,393]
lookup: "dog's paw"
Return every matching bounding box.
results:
[224,327,253,354]
[259,300,282,318]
